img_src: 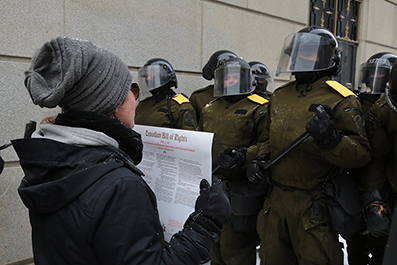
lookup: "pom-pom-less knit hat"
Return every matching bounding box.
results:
[24,36,132,115]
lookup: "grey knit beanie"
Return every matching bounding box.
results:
[24,36,132,115]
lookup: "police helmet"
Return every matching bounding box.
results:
[202,50,238,80]
[137,58,177,95]
[213,58,253,97]
[249,61,275,95]
[386,60,397,111]
[358,52,397,94]
[276,26,341,77]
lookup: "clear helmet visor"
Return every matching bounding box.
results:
[276,32,336,76]
[137,64,168,97]
[213,65,253,97]
[358,62,392,94]
[254,71,275,94]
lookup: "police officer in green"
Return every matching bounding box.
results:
[249,26,370,265]
[347,52,397,265]
[190,50,238,121]
[248,61,274,99]
[200,57,269,265]
[381,64,397,265]
[355,61,397,265]
[135,58,197,130]
[355,52,397,120]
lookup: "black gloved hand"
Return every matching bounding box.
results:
[246,153,270,183]
[365,201,392,237]
[217,147,247,169]
[306,105,342,150]
[361,188,393,237]
[185,178,231,238]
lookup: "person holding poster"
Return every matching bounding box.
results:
[12,36,231,265]
[200,57,269,265]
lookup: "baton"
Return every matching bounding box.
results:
[261,104,327,170]
[262,131,310,171]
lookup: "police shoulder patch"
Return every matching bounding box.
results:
[326,80,356,98]
[247,94,269,105]
[173,94,190,105]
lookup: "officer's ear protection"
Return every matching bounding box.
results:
[202,62,215,80]
[252,79,258,87]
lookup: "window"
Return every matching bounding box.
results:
[309,0,361,89]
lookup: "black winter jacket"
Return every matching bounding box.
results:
[13,137,213,264]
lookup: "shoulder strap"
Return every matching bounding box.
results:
[247,94,269,105]
[172,94,190,105]
[326,80,356,98]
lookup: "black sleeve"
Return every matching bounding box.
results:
[92,169,214,265]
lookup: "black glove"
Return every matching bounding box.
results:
[306,104,342,151]
[217,147,246,169]
[246,153,270,184]
[185,178,231,238]
[365,201,392,237]
[361,189,393,237]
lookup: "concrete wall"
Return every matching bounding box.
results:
[1,0,397,263]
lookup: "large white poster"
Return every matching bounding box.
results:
[134,125,214,242]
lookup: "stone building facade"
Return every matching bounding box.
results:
[1,0,396,264]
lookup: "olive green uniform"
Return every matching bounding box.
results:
[135,93,197,130]
[348,94,397,265]
[189,85,216,121]
[361,93,397,193]
[200,94,269,265]
[358,93,382,120]
[258,76,370,265]
[347,92,385,265]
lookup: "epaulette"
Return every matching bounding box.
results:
[172,93,190,104]
[247,94,269,105]
[326,80,356,98]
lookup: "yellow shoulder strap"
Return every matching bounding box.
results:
[247,94,269,105]
[326,80,356,98]
[172,94,190,104]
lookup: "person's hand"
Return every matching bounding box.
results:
[185,178,231,237]
[361,189,393,237]
[306,105,342,150]
[365,201,392,237]
[246,153,270,183]
[217,147,246,169]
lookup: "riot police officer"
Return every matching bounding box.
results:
[382,65,397,265]
[135,58,197,130]
[347,52,397,265]
[249,26,370,264]
[356,60,397,265]
[199,57,269,265]
[190,50,238,121]
[356,52,397,120]
[248,61,275,99]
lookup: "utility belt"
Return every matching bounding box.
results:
[272,180,324,216]
[222,179,266,231]
[269,168,366,239]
